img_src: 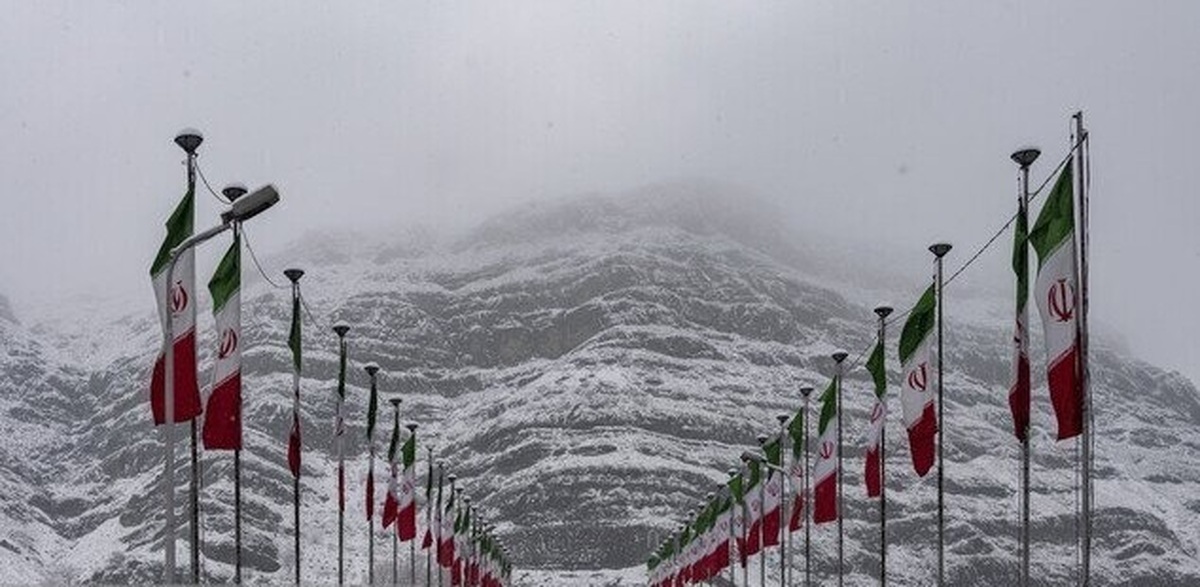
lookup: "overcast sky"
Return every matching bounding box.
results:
[1,1,1197,383]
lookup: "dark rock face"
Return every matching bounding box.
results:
[0,188,1197,585]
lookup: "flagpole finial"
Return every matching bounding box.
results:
[333,323,351,338]
[874,306,894,319]
[222,183,248,202]
[756,434,769,445]
[364,362,380,377]
[1010,147,1041,168]
[448,473,458,483]
[929,243,952,258]
[284,268,305,283]
[727,468,738,478]
[174,129,203,154]
[706,492,715,501]
[776,414,789,425]
[832,350,848,364]
[389,397,402,409]
[800,386,814,398]
[405,423,418,433]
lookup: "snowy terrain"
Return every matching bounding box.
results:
[1,185,1198,585]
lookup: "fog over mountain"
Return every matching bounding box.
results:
[1,186,1197,585]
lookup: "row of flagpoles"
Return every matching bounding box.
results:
[148,130,514,585]
[646,112,1093,586]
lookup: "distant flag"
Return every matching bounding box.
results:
[398,432,418,541]
[1010,183,1032,441]
[761,437,783,547]
[729,471,747,567]
[898,285,937,476]
[382,414,401,529]
[286,292,302,477]
[439,485,456,568]
[787,410,806,533]
[864,340,887,497]
[202,235,241,449]
[422,455,434,549]
[813,377,839,523]
[1030,161,1083,440]
[742,460,763,558]
[334,327,348,510]
[149,182,202,424]
[366,367,379,522]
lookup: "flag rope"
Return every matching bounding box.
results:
[195,160,232,205]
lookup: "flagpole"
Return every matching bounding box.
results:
[285,268,306,586]
[328,325,348,586]
[408,423,419,586]
[437,462,446,587]
[427,450,436,587]
[390,398,402,587]
[447,475,459,587]
[727,469,739,587]
[799,386,813,587]
[756,435,768,587]
[832,351,848,587]
[776,414,789,587]
[928,243,952,586]
[873,306,893,587]
[365,363,380,586]
[1073,111,1092,586]
[1010,147,1039,587]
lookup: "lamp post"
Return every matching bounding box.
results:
[159,147,278,583]
[332,322,350,586]
[928,242,952,586]
[1010,147,1039,587]
[389,397,402,587]
[832,351,848,587]
[873,305,893,587]
[799,386,813,587]
[406,422,419,586]
[365,362,380,585]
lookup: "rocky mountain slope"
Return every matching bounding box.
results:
[1,185,1197,585]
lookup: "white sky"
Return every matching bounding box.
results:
[0,1,1196,383]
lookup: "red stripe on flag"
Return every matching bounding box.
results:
[399,503,417,541]
[366,469,375,521]
[865,446,882,498]
[1049,346,1083,440]
[813,475,837,524]
[150,331,203,424]
[762,508,780,547]
[287,414,301,478]
[338,464,345,513]
[201,374,241,450]
[1010,353,1031,441]
[788,491,804,532]
[907,403,937,477]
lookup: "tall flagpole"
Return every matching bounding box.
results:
[365,363,380,586]
[427,449,436,587]
[1073,111,1092,586]
[222,185,251,586]
[333,323,350,587]
[799,386,813,587]
[874,306,894,587]
[776,415,789,587]
[929,242,952,586]
[285,268,305,586]
[727,469,738,587]
[408,423,419,586]
[832,351,848,587]
[390,398,402,587]
[437,462,446,587]
[1010,147,1039,587]
[756,435,768,587]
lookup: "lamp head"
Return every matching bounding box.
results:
[727,468,738,478]
[756,434,769,445]
[929,242,953,258]
[776,413,789,425]
[448,473,458,483]
[832,350,849,364]
[174,129,203,154]
[1011,147,1041,168]
[800,386,814,398]
[333,322,351,338]
[874,305,894,319]
[363,362,380,377]
[222,184,279,225]
[406,422,418,433]
[221,183,248,202]
[389,397,402,408]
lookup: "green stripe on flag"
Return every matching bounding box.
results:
[208,234,240,312]
[402,433,416,467]
[818,377,837,434]
[866,341,886,399]
[150,186,195,276]
[788,408,804,460]
[1030,160,1075,265]
[288,296,302,372]
[899,286,935,365]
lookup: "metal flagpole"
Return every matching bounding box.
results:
[1010,147,1039,587]
[408,424,419,586]
[874,306,894,587]
[333,324,350,586]
[799,386,813,587]
[191,419,201,583]
[756,435,768,587]
[162,130,203,584]
[365,363,380,586]
[437,463,446,587]
[1073,111,1092,587]
[427,449,436,587]
[285,268,305,586]
[390,398,402,586]
[728,469,738,587]
[929,242,952,586]
[776,415,789,587]
[832,351,848,587]
[223,185,250,585]
[447,475,458,587]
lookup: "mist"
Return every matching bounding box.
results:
[0,1,1196,382]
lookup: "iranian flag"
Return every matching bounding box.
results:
[382,415,401,530]
[742,461,763,557]
[761,437,782,547]
[398,432,418,541]
[864,340,887,497]
[287,292,302,478]
[334,327,348,511]
[1010,188,1032,441]
[149,184,202,424]
[898,285,937,476]
[201,235,241,450]
[728,472,746,567]
[787,409,805,532]
[439,486,456,567]
[1030,161,1083,440]
[812,378,839,524]
[422,457,435,549]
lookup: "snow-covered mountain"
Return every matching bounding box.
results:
[1,184,1197,585]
